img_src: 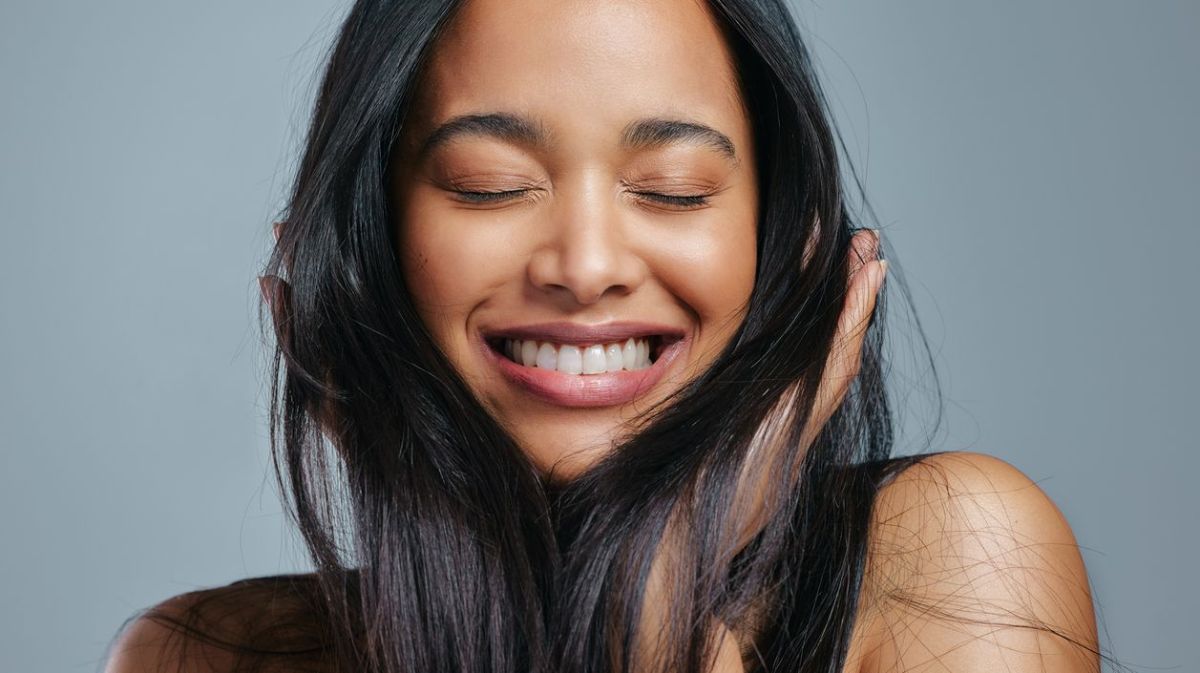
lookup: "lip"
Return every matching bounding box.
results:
[476,322,689,408]
[482,321,686,345]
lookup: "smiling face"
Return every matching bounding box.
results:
[389,0,758,481]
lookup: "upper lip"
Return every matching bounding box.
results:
[482,321,686,345]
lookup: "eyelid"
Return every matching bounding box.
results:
[450,188,533,204]
[446,187,714,210]
[628,190,712,208]
[439,173,545,190]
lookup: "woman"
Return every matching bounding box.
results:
[105,0,1101,671]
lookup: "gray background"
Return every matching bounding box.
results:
[0,1,1194,672]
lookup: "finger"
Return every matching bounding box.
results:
[805,245,887,442]
[848,228,880,278]
[258,274,293,341]
[259,275,273,307]
[831,230,883,377]
[826,230,880,367]
[259,274,290,308]
[822,257,886,399]
[735,241,886,552]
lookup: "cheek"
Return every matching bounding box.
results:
[648,214,757,331]
[397,208,522,326]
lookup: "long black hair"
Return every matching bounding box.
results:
[119,1,948,672]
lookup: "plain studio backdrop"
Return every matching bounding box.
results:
[1,2,1195,672]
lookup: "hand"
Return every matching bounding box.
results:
[729,228,887,552]
[800,228,887,452]
[258,222,290,343]
[635,230,887,671]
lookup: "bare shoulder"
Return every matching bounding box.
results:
[104,589,236,673]
[104,573,329,673]
[849,451,1100,673]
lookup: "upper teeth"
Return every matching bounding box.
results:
[504,337,652,374]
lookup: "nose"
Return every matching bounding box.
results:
[526,185,646,306]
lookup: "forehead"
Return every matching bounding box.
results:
[410,0,748,147]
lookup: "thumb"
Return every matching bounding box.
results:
[258,275,293,345]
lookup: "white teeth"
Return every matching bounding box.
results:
[582,344,607,374]
[622,338,638,370]
[520,340,538,367]
[604,343,624,372]
[535,342,557,370]
[502,336,656,374]
[558,344,583,375]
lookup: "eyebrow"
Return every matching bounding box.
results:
[415,112,739,165]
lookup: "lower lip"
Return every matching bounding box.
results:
[477,334,687,408]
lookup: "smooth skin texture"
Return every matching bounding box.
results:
[389,0,760,481]
[107,0,1097,671]
[846,452,1101,673]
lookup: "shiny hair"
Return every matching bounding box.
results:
[120,1,950,671]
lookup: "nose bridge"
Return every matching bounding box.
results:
[529,174,641,305]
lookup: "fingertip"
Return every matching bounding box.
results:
[868,260,887,301]
[847,236,866,278]
[857,261,886,320]
[258,275,269,303]
[258,275,285,309]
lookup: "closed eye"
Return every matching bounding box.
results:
[451,189,529,204]
[449,189,711,209]
[630,191,710,208]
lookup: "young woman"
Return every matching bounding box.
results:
[105,0,1101,671]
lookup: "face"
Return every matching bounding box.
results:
[390,0,758,481]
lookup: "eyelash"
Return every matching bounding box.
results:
[451,189,710,209]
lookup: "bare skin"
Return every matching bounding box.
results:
[385,0,883,666]
[389,0,761,482]
[106,0,1098,671]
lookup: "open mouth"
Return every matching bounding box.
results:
[484,334,676,374]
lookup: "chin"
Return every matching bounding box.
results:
[510,419,630,484]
